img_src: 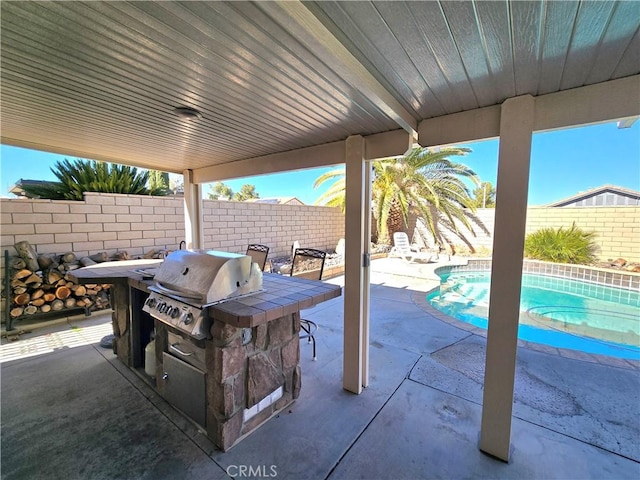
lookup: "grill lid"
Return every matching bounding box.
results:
[152,250,262,306]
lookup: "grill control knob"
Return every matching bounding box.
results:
[183,312,194,325]
[157,302,166,313]
[170,308,179,319]
[145,298,156,308]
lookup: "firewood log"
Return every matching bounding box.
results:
[40,304,51,313]
[61,252,76,263]
[76,299,86,307]
[64,297,77,308]
[11,278,27,288]
[73,285,87,296]
[43,293,56,302]
[65,264,80,271]
[112,251,130,261]
[89,252,108,263]
[37,254,56,270]
[31,298,45,307]
[80,257,97,267]
[51,299,64,311]
[55,286,71,300]
[24,305,38,315]
[14,293,30,306]
[24,274,42,284]
[48,271,63,284]
[86,289,98,296]
[10,257,26,270]
[10,307,24,318]
[101,284,111,290]
[85,284,98,289]
[13,269,32,280]
[31,289,44,300]
[143,249,160,259]
[14,241,39,272]
[14,287,27,295]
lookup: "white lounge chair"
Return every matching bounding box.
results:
[390,232,438,263]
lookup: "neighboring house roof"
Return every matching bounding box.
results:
[546,184,640,207]
[247,197,305,206]
[8,179,59,198]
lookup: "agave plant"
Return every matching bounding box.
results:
[20,159,170,200]
[524,223,598,264]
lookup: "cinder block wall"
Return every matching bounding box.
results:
[0,192,344,266]
[525,206,639,262]
[431,206,639,262]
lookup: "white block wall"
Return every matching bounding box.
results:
[1,192,344,266]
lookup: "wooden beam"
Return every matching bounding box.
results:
[192,141,346,184]
[256,1,417,136]
[534,75,640,132]
[418,105,501,147]
[418,75,640,147]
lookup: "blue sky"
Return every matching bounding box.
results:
[1,121,638,206]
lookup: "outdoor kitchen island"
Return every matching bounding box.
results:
[69,255,341,451]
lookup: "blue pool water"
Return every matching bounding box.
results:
[427,272,640,360]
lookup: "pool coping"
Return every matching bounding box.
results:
[412,290,639,371]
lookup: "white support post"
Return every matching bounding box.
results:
[182,169,203,250]
[361,161,372,387]
[480,95,535,462]
[343,135,369,394]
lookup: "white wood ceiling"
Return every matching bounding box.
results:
[1,1,638,174]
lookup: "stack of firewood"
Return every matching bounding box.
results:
[7,241,111,320]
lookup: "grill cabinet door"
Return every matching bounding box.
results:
[161,352,206,428]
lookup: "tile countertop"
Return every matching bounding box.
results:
[69,261,342,328]
[210,274,342,327]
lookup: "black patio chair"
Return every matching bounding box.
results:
[246,244,270,271]
[290,248,327,360]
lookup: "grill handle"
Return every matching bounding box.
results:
[153,282,204,302]
[170,343,194,357]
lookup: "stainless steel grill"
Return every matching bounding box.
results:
[142,250,263,339]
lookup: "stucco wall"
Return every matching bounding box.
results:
[0,192,344,264]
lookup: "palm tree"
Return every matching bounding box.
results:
[314,146,481,248]
[19,159,169,200]
[313,168,346,211]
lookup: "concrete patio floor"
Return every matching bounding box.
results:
[1,258,639,479]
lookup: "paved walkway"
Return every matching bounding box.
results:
[1,258,639,479]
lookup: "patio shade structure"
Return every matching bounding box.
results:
[1,0,639,463]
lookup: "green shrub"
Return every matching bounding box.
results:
[524,223,598,264]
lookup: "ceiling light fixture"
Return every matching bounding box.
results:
[173,106,203,120]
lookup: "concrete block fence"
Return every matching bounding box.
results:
[414,206,639,263]
[0,191,345,275]
[2,193,637,276]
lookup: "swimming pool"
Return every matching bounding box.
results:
[427,271,640,360]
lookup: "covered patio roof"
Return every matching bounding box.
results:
[2,0,639,464]
[1,1,638,175]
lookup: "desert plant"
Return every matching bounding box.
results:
[314,146,480,246]
[524,223,598,264]
[19,159,170,200]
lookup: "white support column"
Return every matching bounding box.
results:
[343,135,370,394]
[361,161,372,387]
[182,169,203,250]
[480,95,535,461]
